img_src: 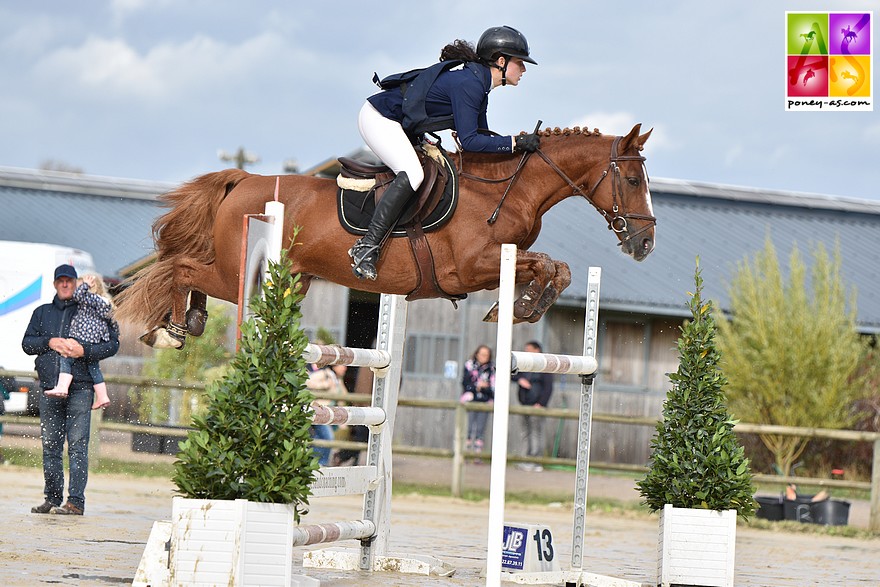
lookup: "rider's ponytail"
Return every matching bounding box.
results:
[439,39,480,63]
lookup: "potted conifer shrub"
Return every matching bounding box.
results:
[168,249,319,586]
[637,261,756,587]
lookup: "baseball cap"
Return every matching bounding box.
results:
[54,264,78,280]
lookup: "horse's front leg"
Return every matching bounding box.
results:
[526,260,571,323]
[482,250,556,323]
[513,251,556,321]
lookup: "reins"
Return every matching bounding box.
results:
[458,133,657,244]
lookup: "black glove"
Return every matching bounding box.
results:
[514,132,541,153]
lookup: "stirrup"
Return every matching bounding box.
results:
[349,242,379,280]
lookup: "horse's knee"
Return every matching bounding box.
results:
[553,261,571,290]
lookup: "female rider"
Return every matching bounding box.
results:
[350,25,540,280]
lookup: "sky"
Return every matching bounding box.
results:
[1,1,878,201]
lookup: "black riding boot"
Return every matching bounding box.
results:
[350,171,416,280]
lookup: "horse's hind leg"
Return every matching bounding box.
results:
[186,291,209,337]
[147,257,236,349]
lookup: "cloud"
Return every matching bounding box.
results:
[864,124,880,145]
[570,112,674,151]
[723,143,744,167]
[0,15,60,57]
[32,31,291,103]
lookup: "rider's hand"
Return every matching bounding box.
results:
[515,133,541,153]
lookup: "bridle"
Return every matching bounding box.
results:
[536,135,656,246]
[459,134,657,246]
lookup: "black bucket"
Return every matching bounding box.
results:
[811,499,850,526]
[783,495,815,523]
[755,495,784,521]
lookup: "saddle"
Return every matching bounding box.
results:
[336,145,465,304]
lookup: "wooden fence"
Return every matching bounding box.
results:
[2,370,878,531]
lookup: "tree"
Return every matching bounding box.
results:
[637,261,756,517]
[716,238,866,476]
[172,249,318,518]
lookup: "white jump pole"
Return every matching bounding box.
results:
[485,244,517,587]
[571,266,601,570]
[264,177,284,262]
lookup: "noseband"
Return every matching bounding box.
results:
[535,135,656,246]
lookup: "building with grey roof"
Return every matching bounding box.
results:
[3,164,877,463]
[0,166,171,279]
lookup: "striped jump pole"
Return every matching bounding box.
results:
[238,203,453,578]
[301,292,454,578]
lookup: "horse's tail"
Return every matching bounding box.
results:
[114,168,251,329]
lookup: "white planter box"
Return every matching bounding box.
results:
[658,504,736,587]
[170,496,295,587]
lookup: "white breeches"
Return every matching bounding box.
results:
[357,102,425,190]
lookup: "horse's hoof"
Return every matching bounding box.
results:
[138,328,159,347]
[186,308,209,337]
[151,328,185,350]
[482,302,529,324]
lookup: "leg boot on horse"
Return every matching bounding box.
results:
[349,172,416,280]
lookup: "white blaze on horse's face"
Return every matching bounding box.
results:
[618,178,655,262]
[614,127,655,262]
[645,184,656,251]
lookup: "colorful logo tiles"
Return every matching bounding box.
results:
[786,12,873,111]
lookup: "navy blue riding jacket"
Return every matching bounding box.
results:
[368,62,514,154]
[22,295,120,389]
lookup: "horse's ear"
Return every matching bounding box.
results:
[620,124,642,151]
[621,123,652,151]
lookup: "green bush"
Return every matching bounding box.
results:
[172,249,318,519]
[637,261,757,518]
[716,239,866,476]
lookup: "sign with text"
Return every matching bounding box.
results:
[785,12,873,111]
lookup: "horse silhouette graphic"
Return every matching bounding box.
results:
[803,68,816,86]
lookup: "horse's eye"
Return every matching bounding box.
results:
[627,177,640,187]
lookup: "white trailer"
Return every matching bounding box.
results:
[0,240,96,413]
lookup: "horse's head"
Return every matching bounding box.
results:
[584,124,655,261]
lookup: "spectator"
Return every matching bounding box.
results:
[330,364,369,467]
[22,264,120,515]
[305,362,337,466]
[514,341,553,472]
[45,273,114,410]
[460,345,495,461]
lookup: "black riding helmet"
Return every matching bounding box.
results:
[476,25,537,65]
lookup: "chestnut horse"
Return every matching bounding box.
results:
[115,124,655,348]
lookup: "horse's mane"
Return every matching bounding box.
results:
[534,126,602,137]
[449,126,604,167]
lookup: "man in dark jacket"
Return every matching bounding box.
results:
[514,341,553,472]
[22,264,119,516]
